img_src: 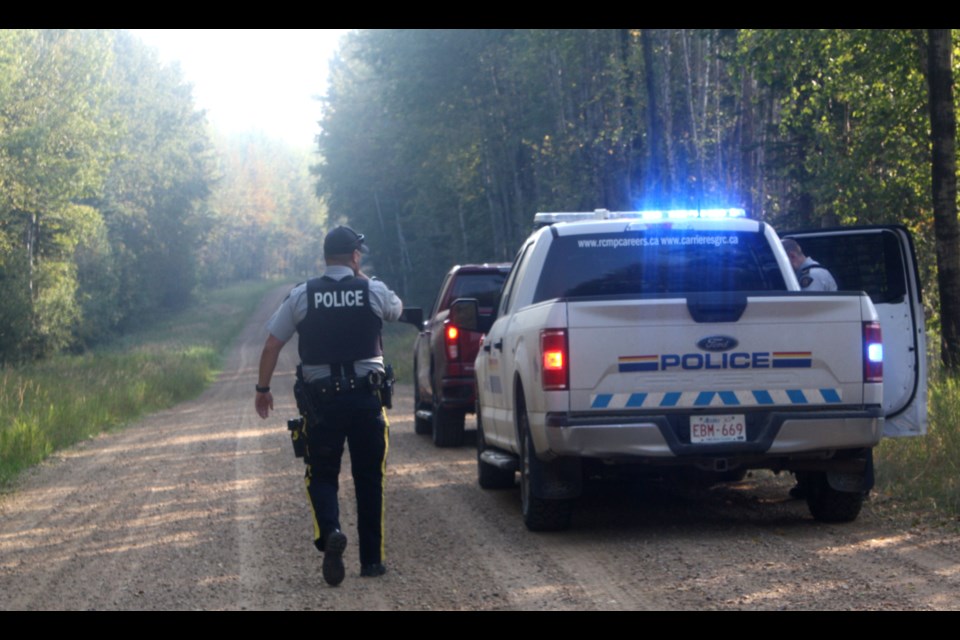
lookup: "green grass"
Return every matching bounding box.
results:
[0,280,278,486]
[876,370,960,516]
[380,317,420,385]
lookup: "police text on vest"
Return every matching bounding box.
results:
[314,290,364,308]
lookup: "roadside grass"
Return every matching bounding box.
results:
[0,280,279,486]
[381,317,420,385]
[876,369,960,517]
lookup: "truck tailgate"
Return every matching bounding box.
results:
[566,294,869,413]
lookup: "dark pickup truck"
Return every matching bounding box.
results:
[413,263,510,446]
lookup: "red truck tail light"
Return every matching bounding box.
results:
[541,329,568,390]
[445,324,460,361]
[863,321,883,383]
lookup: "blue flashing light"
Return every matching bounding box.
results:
[700,208,746,218]
[533,207,748,226]
[868,343,883,363]
[636,208,746,220]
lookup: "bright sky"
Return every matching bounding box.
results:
[130,29,353,150]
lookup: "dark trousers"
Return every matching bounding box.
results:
[304,389,388,566]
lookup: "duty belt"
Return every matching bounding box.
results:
[307,372,385,400]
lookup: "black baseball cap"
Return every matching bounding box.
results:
[323,225,369,255]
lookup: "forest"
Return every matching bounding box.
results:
[0,30,323,365]
[316,29,959,365]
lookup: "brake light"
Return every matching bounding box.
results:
[445,324,459,360]
[863,321,883,383]
[541,329,568,390]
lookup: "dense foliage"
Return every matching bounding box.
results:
[203,132,326,286]
[316,29,948,320]
[0,29,214,363]
[0,30,322,364]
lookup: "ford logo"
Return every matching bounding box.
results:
[698,336,739,352]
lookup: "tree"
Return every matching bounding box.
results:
[203,132,326,285]
[97,30,215,329]
[0,29,116,360]
[927,28,960,369]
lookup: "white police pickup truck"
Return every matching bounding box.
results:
[457,209,926,531]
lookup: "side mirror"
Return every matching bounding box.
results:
[450,298,479,332]
[398,307,423,328]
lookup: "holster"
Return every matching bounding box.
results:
[380,364,395,410]
[290,364,318,462]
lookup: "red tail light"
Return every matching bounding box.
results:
[445,324,459,361]
[863,321,883,383]
[541,329,568,390]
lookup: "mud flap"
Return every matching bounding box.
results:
[530,455,583,500]
[826,470,866,493]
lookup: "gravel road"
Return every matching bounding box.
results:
[2,286,959,610]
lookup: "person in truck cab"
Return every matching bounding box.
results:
[782,238,837,291]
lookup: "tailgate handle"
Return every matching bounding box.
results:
[686,293,748,323]
[493,339,503,351]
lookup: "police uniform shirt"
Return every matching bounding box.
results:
[267,265,403,382]
[797,257,838,291]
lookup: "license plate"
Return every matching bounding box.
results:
[690,414,746,444]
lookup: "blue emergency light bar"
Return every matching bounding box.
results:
[534,208,746,226]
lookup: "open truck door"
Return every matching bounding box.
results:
[784,226,927,436]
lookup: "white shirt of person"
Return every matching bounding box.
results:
[797,257,837,291]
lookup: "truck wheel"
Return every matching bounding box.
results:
[805,471,865,523]
[432,405,465,447]
[520,409,572,531]
[477,407,515,489]
[412,368,431,436]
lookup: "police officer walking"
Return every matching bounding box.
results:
[255,225,402,586]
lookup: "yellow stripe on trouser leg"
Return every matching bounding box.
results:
[305,468,322,545]
[303,417,323,547]
[380,407,389,562]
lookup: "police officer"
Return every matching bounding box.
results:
[255,225,402,586]
[782,238,837,291]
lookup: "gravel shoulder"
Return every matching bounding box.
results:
[2,286,959,610]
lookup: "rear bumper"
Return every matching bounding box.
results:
[439,376,476,412]
[539,407,883,461]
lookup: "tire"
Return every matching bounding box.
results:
[413,384,433,436]
[519,406,573,531]
[432,404,465,447]
[412,364,432,435]
[477,406,515,490]
[804,471,865,523]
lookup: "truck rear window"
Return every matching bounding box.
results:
[445,273,507,312]
[785,230,908,304]
[533,229,786,302]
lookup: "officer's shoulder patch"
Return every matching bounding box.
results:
[800,276,814,288]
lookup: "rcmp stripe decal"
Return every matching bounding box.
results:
[589,388,843,409]
[618,355,658,372]
[771,352,813,368]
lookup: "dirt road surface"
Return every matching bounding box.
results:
[2,286,960,610]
